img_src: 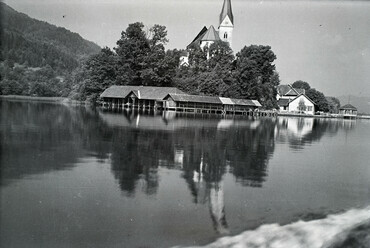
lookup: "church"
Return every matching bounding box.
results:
[180,0,234,65]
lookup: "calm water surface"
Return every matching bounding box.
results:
[1,100,369,248]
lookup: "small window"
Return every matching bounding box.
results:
[224,32,228,39]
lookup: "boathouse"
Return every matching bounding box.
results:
[339,104,357,118]
[100,86,183,109]
[100,85,265,115]
[162,94,261,114]
[163,94,223,113]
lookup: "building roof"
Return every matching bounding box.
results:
[277,84,306,97]
[220,97,260,107]
[219,97,234,105]
[166,94,223,104]
[219,0,234,25]
[277,94,316,107]
[187,26,208,49]
[201,25,221,42]
[295,88,306,95]
[339,104,357,110]
[290,94,316,106]
[231,98,257,106]
[252,100,263,107]
[277,98,290,107]
[100,86,183,100]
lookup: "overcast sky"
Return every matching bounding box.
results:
[4,0,370,97]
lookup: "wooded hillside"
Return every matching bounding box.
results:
[0,3,101,96]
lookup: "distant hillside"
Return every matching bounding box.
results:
[0,2,100,71]
[337,95,370,114]
[0,2,101,97]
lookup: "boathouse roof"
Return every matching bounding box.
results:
[166,94,223,104]
[339,104,357,110]
[166,94,261,107]
[100,86,183,100]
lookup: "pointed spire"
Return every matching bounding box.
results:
[219,0,234,25]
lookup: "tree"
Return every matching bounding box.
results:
[292,80,310,90]
[306,88,329,112]
[115,22,149,85]
[114,22,176,87]
[208,41,234,70]
[69,47,117,102]
[326,97,341,113]
[231,45,279,109]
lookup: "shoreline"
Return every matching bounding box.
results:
[0,95,91,105]
[2,95,369,119]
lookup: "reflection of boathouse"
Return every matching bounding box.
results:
[100,85,264,115]
[339,104,358,119]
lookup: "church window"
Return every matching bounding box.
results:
[224,32,228,38]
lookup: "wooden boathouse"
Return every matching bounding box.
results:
[100,85,271,116]
[100,85,183,110]
[339,104,358,119]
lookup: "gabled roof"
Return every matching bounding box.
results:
[201,25,221,42]
[219,0,234,25]
[100,86,183,100]
[277,94,316,107]
[290,94,316,106]
[277,84,305,97]
[339,104,357,110]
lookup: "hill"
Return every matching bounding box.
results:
[0,2,101,96]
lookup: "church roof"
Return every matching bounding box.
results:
[219,0,234,25]
[201,25,221,42]
[187,26,208,49]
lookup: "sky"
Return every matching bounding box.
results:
[4,0,370,98]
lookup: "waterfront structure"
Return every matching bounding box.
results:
[100,85,183,109]
[277,85,315,115]
[339,104,358,118]
[100,85,265,116]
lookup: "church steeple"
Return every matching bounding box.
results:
[219,0,234,26]
[218,0,234,49]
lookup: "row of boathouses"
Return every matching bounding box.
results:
[100,86,263,115]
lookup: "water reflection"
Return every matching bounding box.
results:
[275,117,355,150]
[1,101,359,240]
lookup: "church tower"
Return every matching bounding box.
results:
[218,0,234,49]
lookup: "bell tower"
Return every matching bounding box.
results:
[218,0,234,49]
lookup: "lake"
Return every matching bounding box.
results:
[1,100,369,248]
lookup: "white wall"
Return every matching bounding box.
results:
[219,16,233,49]
[288,95,315,115]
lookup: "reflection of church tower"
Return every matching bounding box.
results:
[209,182,229,234]
[219,0,234,49]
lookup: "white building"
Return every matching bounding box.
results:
[277,85,316,115]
